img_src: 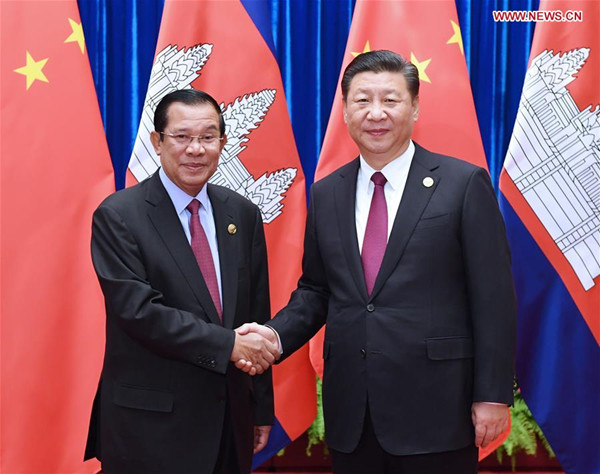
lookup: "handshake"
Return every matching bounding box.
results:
[230,323,281,375]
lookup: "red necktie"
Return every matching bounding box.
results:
[187,199,222,320]
[361,172,388,296]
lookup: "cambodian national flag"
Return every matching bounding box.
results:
[499,1,600,472]
[128,0,316,467]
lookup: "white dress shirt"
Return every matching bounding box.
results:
[159,168,222,306]
[355,140,415,252]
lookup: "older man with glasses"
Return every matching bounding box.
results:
[84,89,278,474]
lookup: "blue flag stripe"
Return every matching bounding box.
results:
[500,195,600,474]
[240,0,277,58]
[251,417,291,470]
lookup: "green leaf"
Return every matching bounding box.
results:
[306,376,325,456]
[496,388,555,468]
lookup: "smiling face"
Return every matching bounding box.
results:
[150,101,226,196]
[343,70,419,170]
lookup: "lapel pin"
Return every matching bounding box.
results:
[227,223,237,235]
[422,177,434,188]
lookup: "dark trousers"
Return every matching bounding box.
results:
[213,401,240,474]
[100,405,241,474]
[330,408,478,474]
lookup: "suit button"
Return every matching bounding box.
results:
[360,349,366,359]
[366,304,375,312]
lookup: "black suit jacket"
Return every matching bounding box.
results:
[85,172,273,473]
[269,143,516,455]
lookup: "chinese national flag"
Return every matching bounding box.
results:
[128,0,316,465]
[1,1,114,473]
[312,0,506,460]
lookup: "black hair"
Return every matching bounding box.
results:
[341,50,419,101]
[154,89,226,138]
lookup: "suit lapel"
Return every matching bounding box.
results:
[208,185,238,330]
[334,159,369,300]
[145,174,222,325]
[369,145,441,300]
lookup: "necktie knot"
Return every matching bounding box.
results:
[371,171,387,187]
[187,199,201,215]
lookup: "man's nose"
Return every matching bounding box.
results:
[367,101,385,120]
[186,139,205,154]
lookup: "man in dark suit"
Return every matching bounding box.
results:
[238,51,516,473]
[85,89,278,474]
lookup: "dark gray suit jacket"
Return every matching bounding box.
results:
[269,143,516,456]
[85,172,273,473]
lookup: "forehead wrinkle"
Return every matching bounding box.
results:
[351,86,401,96]
[169,121,219,133]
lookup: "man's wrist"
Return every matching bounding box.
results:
[264,324,283,355]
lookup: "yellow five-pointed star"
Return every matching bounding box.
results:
[65,18,85,53]
[410,52,431,83]
[14,51,49,90]
[447,20,464,55]
[352,41,371,57]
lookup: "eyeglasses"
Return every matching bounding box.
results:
[160,132,223,147]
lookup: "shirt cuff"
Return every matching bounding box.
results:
[264,324,283,355]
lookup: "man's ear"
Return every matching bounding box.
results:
[412,96,420,122]
[150,131,162,155]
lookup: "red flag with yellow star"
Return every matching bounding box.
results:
[1,1,114,472]
[311,0,506,460]
[316,0,486,179]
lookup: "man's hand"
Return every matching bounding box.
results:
[230,329,279,375]
[471,402,509,448]
[253,425,272,454]
[234,323,280,375]
[237,322,279,346]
